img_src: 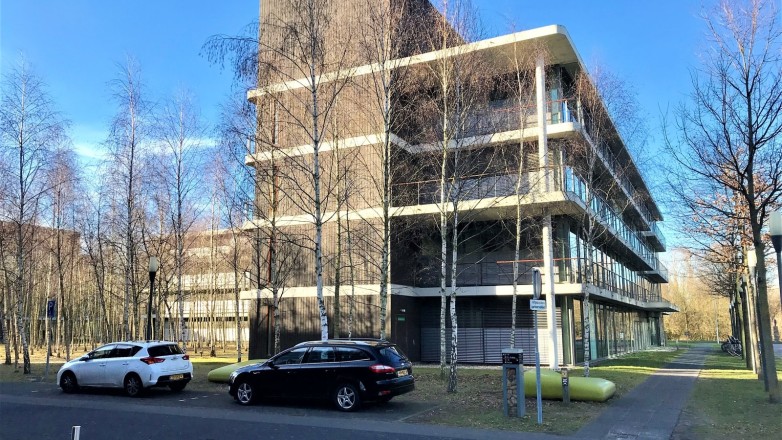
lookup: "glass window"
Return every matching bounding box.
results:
[336,347,372,362]
[272,347,308,365]
[147,344,184,357]
[304,347,335,363]
[379,346,408,366]
[111,345,134,358]
[90,345,115,359]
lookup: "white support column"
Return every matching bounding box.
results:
[536,54,549,192]
[542,215,559,369]
[536,54,559,369]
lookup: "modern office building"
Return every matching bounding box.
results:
[243,0,675,365]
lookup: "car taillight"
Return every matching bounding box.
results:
[369,365,395,374]
[182,355,189,361]
[140,357,165,365]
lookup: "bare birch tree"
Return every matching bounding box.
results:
[45,145,80,360]
[0,59,66,373]
[258,0,357,340]
[354,0,424,340]
[665,0,781,403]
[501,37,543,348]
[422,0,495,391]
[106,58,152,340]
[155,89,207,343]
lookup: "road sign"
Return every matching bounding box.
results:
[530,299,546,311]
[531,268,542,299]
[47,299,56,318]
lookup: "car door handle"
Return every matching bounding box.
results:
[122,363,129,366]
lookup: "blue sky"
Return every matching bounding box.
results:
[1,1,703,157]
[2,0,704,232]
[1,0,257,159]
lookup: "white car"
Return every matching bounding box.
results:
[57,341,193,397]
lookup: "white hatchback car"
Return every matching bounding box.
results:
[57,341,193,397]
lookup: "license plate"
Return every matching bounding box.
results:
[397,370,408,377]
[169,374,184,381]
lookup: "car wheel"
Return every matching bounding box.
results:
[169,382,187,392]
[60,372,79,394]
[124,374,144,397]
[234,379,256,405]
[334,383,361,412]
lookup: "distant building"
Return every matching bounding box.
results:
[243,0,675,365]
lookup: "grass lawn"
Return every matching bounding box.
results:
[399,347,683,435]
[675,345,782,439]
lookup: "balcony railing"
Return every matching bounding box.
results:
[562,168,658,267]
[392,166,661,275]
[392,169,537,206]
[417,98,579,141]
[587,135,655,226]
[444,258,661,304]
[647,221,667,249]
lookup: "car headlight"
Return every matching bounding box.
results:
[229,371,239,384]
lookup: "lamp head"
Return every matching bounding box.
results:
[770,211,782,236]
[149,256,159,273]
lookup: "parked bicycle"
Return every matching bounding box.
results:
[721,336,742,357]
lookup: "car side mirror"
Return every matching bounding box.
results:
[80,356,89,361]
[267,360,278,369]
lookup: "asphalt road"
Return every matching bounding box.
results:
[0,381,561,440]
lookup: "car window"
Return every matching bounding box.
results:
[90,345,115,359]
[111,345,134,358]
[272,347,308,365]
[379,346,408,366]
[303,347,335,363]
[147,344,184,357]
[336,347,372,362]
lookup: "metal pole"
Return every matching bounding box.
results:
[146,271,156,341]
[715,297,719,343]
[534,310,542,424]
[776,250,782,326]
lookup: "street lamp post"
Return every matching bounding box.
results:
[768,211,782,308]
[746,248,769,390]
[146,256,159,341]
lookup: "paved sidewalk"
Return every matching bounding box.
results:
[574,345,708,440]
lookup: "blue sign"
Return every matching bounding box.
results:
[47,300,56,318]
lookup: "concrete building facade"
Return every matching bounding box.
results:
[243,0,674,365]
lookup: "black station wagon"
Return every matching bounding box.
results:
[228,339,415,411]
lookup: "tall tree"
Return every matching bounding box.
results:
[423,0,494,391]
[155,89,207,343]
[0,59,67,373]
[356,0,422,340]
[500,35,542,348]
[258,0,356,340]
[105,57,151,340]
[45,145,80,360]
[666,0,781,402]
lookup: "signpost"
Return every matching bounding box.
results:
[47,299,56,318]
[531,268,543,424]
